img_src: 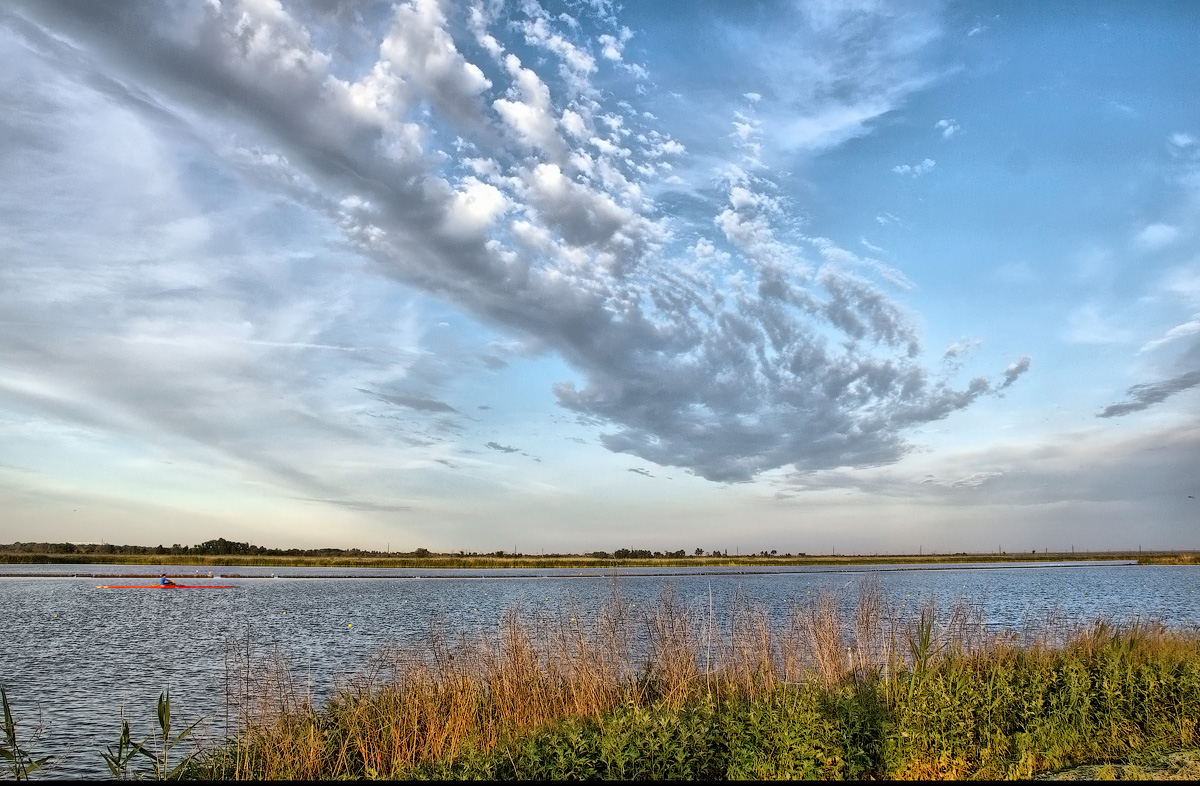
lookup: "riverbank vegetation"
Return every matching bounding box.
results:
[3,538,1198,568]
[170,582,1200,780]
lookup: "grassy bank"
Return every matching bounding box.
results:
[3,550,1197,568]
[181,583,1200,780]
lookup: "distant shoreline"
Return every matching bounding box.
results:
[1,550,1196,569]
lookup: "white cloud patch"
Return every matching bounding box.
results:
[1140,314,1200,354]
[935,118,958,138]
[1132,223,1180,253]
[596,33,624,62]
[710,2,943,155]
[0,0,1024,488]
[493,54,568,161]
[892,158,936,177]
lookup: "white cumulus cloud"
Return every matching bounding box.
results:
[892,158,936,177]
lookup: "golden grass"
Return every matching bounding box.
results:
[204,580,1200,780]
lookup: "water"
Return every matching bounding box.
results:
[2,561,1197,779]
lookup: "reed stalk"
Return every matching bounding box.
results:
[184,582,1200,780]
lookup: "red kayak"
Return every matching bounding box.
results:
[95,584,235,589]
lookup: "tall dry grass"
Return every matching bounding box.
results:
[197,579,1200,780]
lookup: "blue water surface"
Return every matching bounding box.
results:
[2,561,1197,779]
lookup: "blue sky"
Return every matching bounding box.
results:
[1,0,1198,554]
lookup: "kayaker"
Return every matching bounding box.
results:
[159,574,176,587]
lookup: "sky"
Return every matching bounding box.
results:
[1,0,1198,555]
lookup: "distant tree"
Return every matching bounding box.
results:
[192,538,254,556]
[694,548,704,556]
[413,547,431,558]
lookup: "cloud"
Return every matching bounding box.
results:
[1106,100,1136,116]
[935,118,958,139]
[778,422,1200,519]
[485,441,520,453]
[1170,132,1196,149]
[1132,223,1179,252]
[2,0,1022,486]
[303,498,413,513]
[949,471,1002,488]
[941,339,984,373]
[366,391,458,413]
[1097,370,1200,418]
[627,467,653,477]
[688,1,943,156]
[1140,315,1200,354]
[892,158,936,177]
[998,356,1031,390]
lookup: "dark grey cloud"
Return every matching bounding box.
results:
[999,356,1031,390]
[3,0,1025,485]
[627,467,654,477]
[485,441,520,453]
[364,390,458,414]
[1097,369,1200,418]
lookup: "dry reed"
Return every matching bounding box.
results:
[204,580,1200,780]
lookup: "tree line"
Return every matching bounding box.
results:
[0,540,801,559]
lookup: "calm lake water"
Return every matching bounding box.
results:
[2,560,1197,779]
